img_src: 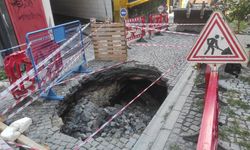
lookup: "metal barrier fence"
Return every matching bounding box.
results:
[149,13,168,34]
[0,21,92,119]
[125,13,169,42]
[125,16,146,41]
[125,13,204,42]
[25,20,89,100]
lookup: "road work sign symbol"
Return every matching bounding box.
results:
[120,8,128,18]
[187,11,248,64]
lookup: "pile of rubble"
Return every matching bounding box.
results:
[57,62,168,140]
[61,97,158,140]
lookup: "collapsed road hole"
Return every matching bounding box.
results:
[57,62,168,140]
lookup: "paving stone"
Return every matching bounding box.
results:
[96,137,104,142]
[110,139,118,145]
[51,145,59,150]
[96,144,106,150]
[120,137,128,144]
[183,122,191,127]
[101,140,109,146]
[56,146,66,150]
[125,141,134,149]
[66,143,75,149]
[190,125,199,131]
[230,143,240,150]
[107,144,115,149]
[116,141,124,148]
[112,147,121,150]
[90,141,99,147]
[82,143,92,149]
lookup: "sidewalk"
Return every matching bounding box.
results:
[133,64,196,150]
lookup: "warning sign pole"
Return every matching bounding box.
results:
[186,11,248,150]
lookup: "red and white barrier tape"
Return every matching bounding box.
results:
[130,43,193,49]
[3,23,90,102]
[0,40,90,116]
[129,25,199,37]
[7,61,134,120]
[43,39,92,91]
[53,61,135,87]
[0,24,92,103]
[44,47,86,92]
[126,23,205,26]
[163,30,199,37]
[74,57,187,150]
[6,56,79,120]
[3,43,91,119]
[7,94,39,120]
[0,39,93,118]
[7,141,38,150]
[0,138,13,150]
[6,49,85,119]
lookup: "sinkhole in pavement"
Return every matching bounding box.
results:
[57,62,168,140]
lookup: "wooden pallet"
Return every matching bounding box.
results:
[91,23,127,61]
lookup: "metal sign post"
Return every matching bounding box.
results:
[186,11,248,150]
[120,8,128,19]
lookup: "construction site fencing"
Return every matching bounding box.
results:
[0,21,93,119]
[25,20,89,100]
[125,16,146,41]
[125,13,205,42]
[148,13,168,35]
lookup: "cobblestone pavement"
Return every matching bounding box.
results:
[1,32,197,150]
[128,33,197,88]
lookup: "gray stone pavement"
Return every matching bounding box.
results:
[133,64,196,150]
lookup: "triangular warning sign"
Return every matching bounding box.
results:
[187,11,248,64]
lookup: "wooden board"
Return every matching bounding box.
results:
[0,122,49,150]
[91,22,127,61]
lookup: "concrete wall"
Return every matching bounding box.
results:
[50,0,113,21]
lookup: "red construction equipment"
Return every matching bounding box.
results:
[4,51,35,100]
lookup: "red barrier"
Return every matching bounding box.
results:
[125,16,146,41]
[149,13,168,35]
[4,51,35,100]
[197,69,219,150]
